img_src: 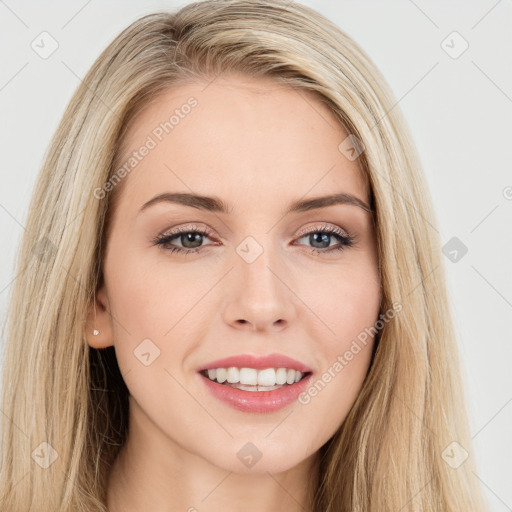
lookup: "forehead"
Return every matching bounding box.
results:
[113,74,369,216]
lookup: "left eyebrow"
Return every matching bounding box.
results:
[285,192,372,214]
[139,191,373,215]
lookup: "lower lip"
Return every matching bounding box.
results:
[199,373,313,413]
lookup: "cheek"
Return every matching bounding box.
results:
[104,246,221,394]
[105,243,199,335]
[297,258,380,403]
[293,287,380,446]
[103,249,199,425]
[325,279,381,347]
[303,253,381,345]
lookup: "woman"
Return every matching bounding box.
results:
[0,0,489,510]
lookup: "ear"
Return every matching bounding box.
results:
[85,282,114,348]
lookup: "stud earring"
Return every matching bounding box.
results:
[93,329,100,336]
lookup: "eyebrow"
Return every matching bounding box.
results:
[139,191,372,215]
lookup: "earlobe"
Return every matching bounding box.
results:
[85,284,114,349]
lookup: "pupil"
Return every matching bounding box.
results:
[311,232,329,249]
[182,232,202,248]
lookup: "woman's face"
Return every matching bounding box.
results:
[89,74,381,475]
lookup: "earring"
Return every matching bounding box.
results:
[93,329,100,336]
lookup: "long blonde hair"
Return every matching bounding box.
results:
[0,1,489,510]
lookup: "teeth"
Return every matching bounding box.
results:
[258,368,276,386]
[239,367,258,385]
[203,367,305,386]
[276,367,287,385]
[224,382,284,392]
[226,367,239,383]
[216,368,227,383]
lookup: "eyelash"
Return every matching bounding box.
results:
[151,223,355,256]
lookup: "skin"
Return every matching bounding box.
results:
[86,73,381,512]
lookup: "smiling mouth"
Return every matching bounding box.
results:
[199,368,312,392]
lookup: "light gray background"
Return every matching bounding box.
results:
[1,1,511,509]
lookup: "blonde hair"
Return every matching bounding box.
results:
[0,1,489,510]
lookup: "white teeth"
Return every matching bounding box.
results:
[239,367,258,385]
[216,368,227,383]
[224,382,283,392]
[276,367,287,385]
[226,367,239,383]
[258,368,276,386]
[203,366,307,386]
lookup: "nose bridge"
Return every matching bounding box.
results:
[236,233,283,298]
[223,232,295,329]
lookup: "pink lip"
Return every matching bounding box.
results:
[198,372,313,413]
[196,353,313,373]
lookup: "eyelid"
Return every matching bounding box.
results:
[296,222,351,239]
[160,223,216,238]
[161,221,350,238]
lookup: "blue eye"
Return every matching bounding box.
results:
[152,227,214,255]
[152,224,354,255]
[295,225,354,254]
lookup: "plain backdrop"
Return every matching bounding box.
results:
[0,1,511,509]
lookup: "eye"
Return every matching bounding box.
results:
[151,223,355,255]
[294,224,354,254]
[151,224,215,255]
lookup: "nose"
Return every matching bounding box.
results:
[221,243,296,333]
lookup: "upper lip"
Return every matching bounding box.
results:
[196,353,313,373]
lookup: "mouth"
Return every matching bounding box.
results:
[199,367,312,392]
